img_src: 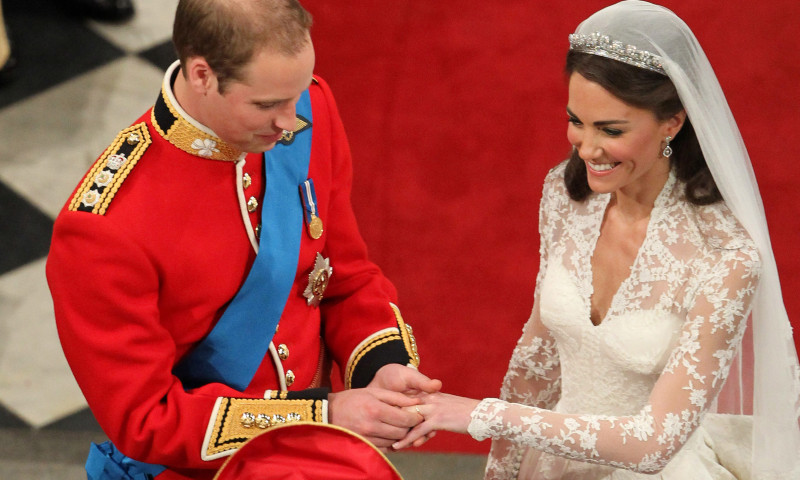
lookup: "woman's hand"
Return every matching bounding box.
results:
[391,393,481,450]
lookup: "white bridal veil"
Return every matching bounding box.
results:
[571,1,800,478]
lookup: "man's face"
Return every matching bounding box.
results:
[203,40,315,153]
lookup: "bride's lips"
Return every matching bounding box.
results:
[586,161,620,176]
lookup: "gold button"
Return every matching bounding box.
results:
[242,173,252,189]
[277,344,289,360]
[247,197,258,213]
[285,370,295,387]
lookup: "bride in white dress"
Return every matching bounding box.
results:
[393,2,800,479]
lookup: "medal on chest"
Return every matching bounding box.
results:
[300,179,324,240]
[303,253,333,307]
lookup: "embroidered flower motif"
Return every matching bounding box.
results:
[516,337,559,381]
[476,164,762,477]
[687,386,708,408]
[623,412,655,442]
[520,413,550,436]
[637,453,664,473]
[191,138,220,157]
[578,430,598,452]
[564,418,581,431]
[661,412,683,438]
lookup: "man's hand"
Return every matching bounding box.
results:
[368,364,442,448]
[368,363,442,397]
[328,387,423,452]
[327,365,443,452]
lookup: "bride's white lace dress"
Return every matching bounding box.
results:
[469,162,760,479]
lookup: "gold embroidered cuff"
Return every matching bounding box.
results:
[391,302,420,368]
[344,303,420,389]
[201,396,328,460]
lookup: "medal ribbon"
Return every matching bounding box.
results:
[174,90,313,390]
[300,179,319,225]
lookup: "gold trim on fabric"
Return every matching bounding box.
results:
[210,422,403,480]
[151,84,242,162]
[309,342,330,388]
[204,397,326,458]
[343,305,421,389]
[391,303,420,368]
[280,116,310,143]
[68,123,151,215]
[345,330,403,389]
[265,390,290,400]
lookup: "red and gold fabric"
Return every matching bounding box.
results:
[47,63,418,480]
[212,423,403,480]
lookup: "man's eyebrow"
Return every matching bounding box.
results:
[252,98,287,106]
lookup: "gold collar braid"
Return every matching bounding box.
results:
[150,84,243,162]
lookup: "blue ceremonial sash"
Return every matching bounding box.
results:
[173,90,313,391]
[86,441,165,480]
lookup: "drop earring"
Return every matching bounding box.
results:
[662,136,673,157]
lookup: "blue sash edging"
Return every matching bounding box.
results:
[86,441,166,480]
[173,90,313,390]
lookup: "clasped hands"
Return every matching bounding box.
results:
[327,364,479,452]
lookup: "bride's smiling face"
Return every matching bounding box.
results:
[566,72,684,200]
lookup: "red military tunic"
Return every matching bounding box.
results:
[46,63,419,480]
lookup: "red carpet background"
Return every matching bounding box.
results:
[302,1,800,453]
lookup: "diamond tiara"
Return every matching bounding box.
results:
[569,32,666,75]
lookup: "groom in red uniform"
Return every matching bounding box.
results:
[46,0,438,478]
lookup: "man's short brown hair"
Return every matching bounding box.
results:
[173,0,313,93]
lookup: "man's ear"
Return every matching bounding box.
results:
[183,57,217,95]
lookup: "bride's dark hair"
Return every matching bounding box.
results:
[564,51,721,205]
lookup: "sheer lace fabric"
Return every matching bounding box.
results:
[472,163,761,478]
[562,3,800,477]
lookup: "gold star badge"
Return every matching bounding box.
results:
[303,253,332,307]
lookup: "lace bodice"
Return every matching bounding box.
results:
[471,162,761,478]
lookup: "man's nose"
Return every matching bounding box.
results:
[274,101,297,133]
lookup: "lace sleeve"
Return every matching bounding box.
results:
[472,245,760,474]
[484,169,564,480]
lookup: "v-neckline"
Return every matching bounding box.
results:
[588,208,649,326]
[585,172,676,327]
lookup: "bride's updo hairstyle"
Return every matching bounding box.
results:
[563,51,721,206]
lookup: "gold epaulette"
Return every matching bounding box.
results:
[201,395,328,460]
[68,123,151,215]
